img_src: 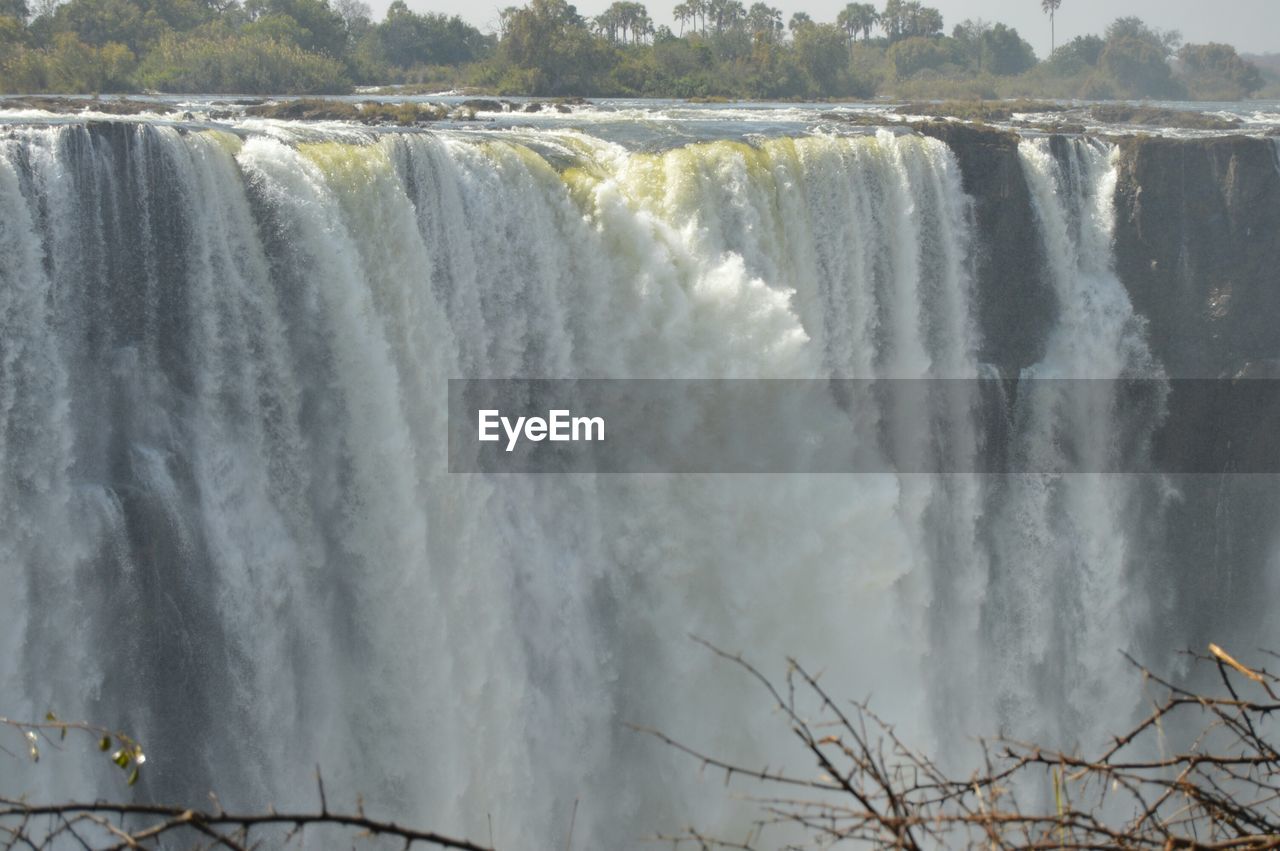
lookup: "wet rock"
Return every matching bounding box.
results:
[1114,135,1280,377]
[244,99,362,121]
[244,99,449,124]
[460,98,503,112]
[1089,104,1241,131]
[2,96,157,115]
[914,121,1056,373]
[1113,135,1280,649]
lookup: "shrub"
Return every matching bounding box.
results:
[135,28,350,93]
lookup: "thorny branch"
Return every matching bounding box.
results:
[0,716,493,851]
[0,799,495,851]
[637,640,1280,850]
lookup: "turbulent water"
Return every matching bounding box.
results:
[0,120,1193,846]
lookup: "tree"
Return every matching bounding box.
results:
[50,0,145,51]
[1105,15,1180,57]
[592,4,619,41]
[792,21,846,90]
[745,1,779,43]
[0,0,28,21]
[688,0,705,34]
[835,2,876,43]
[137,26,349,91]
[1041,0,1060,55]
[331,0,369,38]
[881,0,939,41]
[1101,33,1181,97]
[1053,32,1102,65]
[268,0,347,56]
[951,17,988,70]
[981,22,1035,75]
[886,33,955,77]
[1096,17,1182,97]
[376,3,487,68]
[880,0,902,40]
[621,1,652,43]
[705,0,743,35]
[1178,42,1264,98]
[672,0,691,35]
[786,10,810,33]
[908,4,940,37]
[497,0,613,93]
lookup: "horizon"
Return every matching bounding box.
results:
[372,0,1280,59]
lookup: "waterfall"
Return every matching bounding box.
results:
[984,137,1166,747]
[0,121,1179,846]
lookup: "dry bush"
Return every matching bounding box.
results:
[635,638,1280,850]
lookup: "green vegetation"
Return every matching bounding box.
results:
[0,0,1269,100]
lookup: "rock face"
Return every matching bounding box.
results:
[925,128,1280,379]
[928,127,1280,653]
[1112,136,1280,654]
[914,121,1055,374]
[1114,135,1280,378]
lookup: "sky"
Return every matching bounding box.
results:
[367,0,1280,58]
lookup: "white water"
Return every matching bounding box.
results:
[984,138,1166,747]
[0,123,1165,846]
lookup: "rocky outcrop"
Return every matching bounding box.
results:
[914,121,1055,374]
[1114,135,1280,377]
[1111,135,1280,653]
[922,127,1280,648]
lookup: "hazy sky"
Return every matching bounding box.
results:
[370,0,1280,57]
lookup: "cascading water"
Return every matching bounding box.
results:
[983,137,1167,748]
[0,120,1184,846]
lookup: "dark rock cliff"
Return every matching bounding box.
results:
[1114,135,1280,378]
[926,127,1280,378]
[1111,136,1280,654]
[931,127,1280,655]
[915,122,1055,374]
[1117,136,1280,655]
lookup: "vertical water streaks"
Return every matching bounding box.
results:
[983,137,1166,747]
[0,123,1176,846]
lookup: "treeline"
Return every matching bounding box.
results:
[483,1,1265,100]
[0,0,1268,99]
[0,0,493,92]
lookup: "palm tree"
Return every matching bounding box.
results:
[620,0,645,41]
[1041,0,1061,55]
[787,10,812,33]
[853,2,877,41]
[835,4,856,41]
[593,7,620,40]
[673,1,691,35]
[747,1,782,41]
[836,3,877,43]
[880,0,903,41]
[721,0,745,31]
[689,0,707,33]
